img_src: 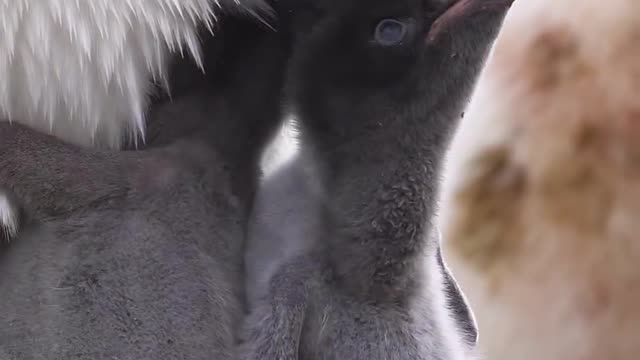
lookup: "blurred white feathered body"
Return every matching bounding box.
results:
[440,0,640,359]
[0,0,264,149]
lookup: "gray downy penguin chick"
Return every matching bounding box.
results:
[0,11,292,359]
[240,0,514,358]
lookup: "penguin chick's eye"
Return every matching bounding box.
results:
[373,18,414,46]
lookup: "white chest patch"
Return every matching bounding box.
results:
[0,0,266,149]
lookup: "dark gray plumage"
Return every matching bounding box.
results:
[241,0,514,358]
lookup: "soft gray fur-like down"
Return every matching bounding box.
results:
[0,14,290,359]
[246,153,324,309]
[246,151,479,345]
[240,0,514,359]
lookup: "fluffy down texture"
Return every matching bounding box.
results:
[0,0,267,149]
[440,0,640,359]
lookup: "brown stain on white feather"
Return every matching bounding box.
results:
[442,0,640,358]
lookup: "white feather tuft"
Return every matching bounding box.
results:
[0,191,20,242]
[0,0,268,149]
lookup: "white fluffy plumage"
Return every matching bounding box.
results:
[440,0,640,359]
[0,0,267,149]
[0,191,19,242]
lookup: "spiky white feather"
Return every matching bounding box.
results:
[0,0,268,149]
[0,191,19,242]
